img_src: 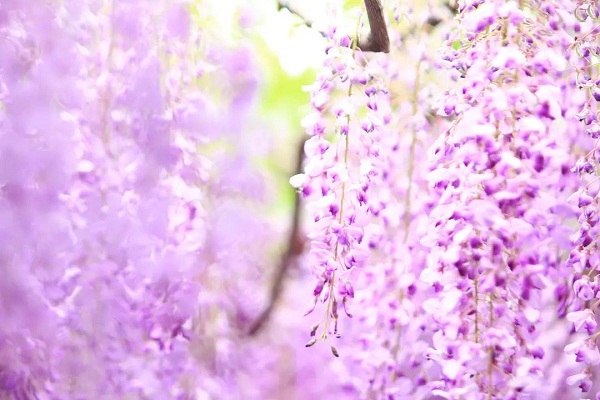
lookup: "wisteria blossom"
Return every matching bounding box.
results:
[4,0,600,399]
[0,1,346,398]
[295,0,600,399]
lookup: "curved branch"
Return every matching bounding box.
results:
[277,0,390,53]
[247,138,306,336]
[277,1,317,30]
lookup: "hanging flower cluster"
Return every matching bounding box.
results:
[293,0,600,399]
[290,18,396,353]
[0,1,220,397]
[566,1,600,397]
[332,3,458,398]
[9,0,600,399]
[410,1,591,398]
[0,1,349,399]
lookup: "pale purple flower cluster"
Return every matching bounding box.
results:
[293,0,600,399]
[293,1,600,396]
[0,1,350,399]
[8,0,600,398]
[418,1,592,397]
[331,4,459,398]
[291,28,395,348]
[566,2,600,397]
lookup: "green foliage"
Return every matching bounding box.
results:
[343,0,364,10]
[252,36,316,212]
[255,39,314,126]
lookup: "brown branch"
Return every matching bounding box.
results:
[277,0,327,37]
[277,1,320,32]
[247,138,306,336]
[359,0,390,53]
[277,0,390,53]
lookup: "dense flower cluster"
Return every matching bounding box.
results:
[290,22,395,351]
[566,2,600,397]
[1,1,233,397]
[295,0,600,399]
[0,1,347,399]
[420,1,589,397]
[331,3,457,398]
[6,0,600,399]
